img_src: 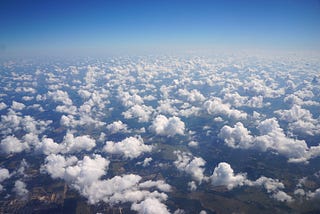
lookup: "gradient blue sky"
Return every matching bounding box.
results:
[1,0,320,55]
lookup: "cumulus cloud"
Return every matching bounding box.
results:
[106,120,128,134]
[11,101,25,111]
[203,97,247,120]
[118,91,144,107]
[41,154,171,209]
[0,102,7,110]
[150,115,185,137]
[137,157,153,167]
[210,162,247,190]
[131,198,170,214]
[210,162,292,202]
[0,135,29,154]
[48,90,73,106]
[178,88,205,103]
[174,151,206,183]
[275,105,319,135]
[13,180,28,198]
[104,136,152,159]
[62,132,96,153]
[0,168,10,191]
[219,122,253,149]
[218,118,319,163]
[123,104,154,122]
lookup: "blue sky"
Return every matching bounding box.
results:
[1,0,320,55]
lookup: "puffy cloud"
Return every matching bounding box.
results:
[41,154,78,179]
[131,198,170,214]
[174,151,206,183]
[219,122,253,149]
[210,163,292,202]
[11,101,25,110]
[123,104,154,122]
[106,120,128,134]
[56,105,77,115]
[0,168,10,191]
[62,132,96,153]
[218,118,319,163]
[210,162,247,190]
[42,154,171,208]
[139,180,171,192]
[178,88,205,102]
[118,91,144,107]
[188,141,199,147]
[0,102,7,110]
[60,114,105,128]
[0,135,29,154]
[150,115,185,137]
[203,98,247,120]
[157,100,179,116]
[247,176,285,192]
[272,191,293,202]
[0,109,52,136]
[188,181,197,191]
[137,157,153,167]
[13,180,28,198]
[37,137,63,155]
[275,105,319,135]
[48,90,73,106]
[307,188,320,199]
[104,136,152,159]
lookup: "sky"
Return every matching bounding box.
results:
[0,0,320,56]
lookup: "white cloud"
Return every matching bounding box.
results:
[174,151,206,183]
[104,136,152,159]
[178,88,205,103]
[218,118,319,163]
[131,198,170,214]
[38,137,64,155]
[0,135,29,154]
[219,122,253,149]
[11,101,25,110]
[272,191,293,202]
[203,98,247,120]
[275,105,319,135]
[150,115,185,137]
[188,181,197,191]
[106,120,128,134]
[0,102,7,110]
[210,162,293,202]
[307,188,320,199]
[157,100,178,116]
[62,132,96,154]
[210,162,247,190]
[118,91,144,107]
[48,90,73,106]
[123,104,154,122]
[136,157,153,167]
[13,180,28,198]
[188,141,199,147]
[0,167,10,191]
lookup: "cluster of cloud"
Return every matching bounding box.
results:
[173,151,293,202]
[103,136,153,159]
[275,104,320,136]
[150,115,185,137]
[1,54,319,212]
[203,97,247,120]
[219,117,320,163]
[106,120,128,134]
[0,167,10,191]
[174,151,206,183]
[41,153,171,212]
